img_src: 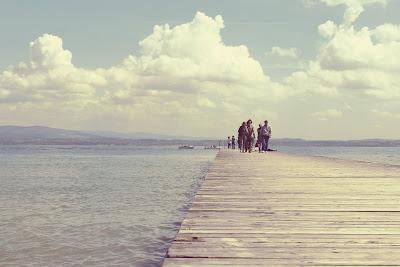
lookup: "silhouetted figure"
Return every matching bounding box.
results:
[231,136,236,149]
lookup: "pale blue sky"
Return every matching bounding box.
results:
[1,0,398,80]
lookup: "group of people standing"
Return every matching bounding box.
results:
[227,135,236,149]
[227,120,272,153]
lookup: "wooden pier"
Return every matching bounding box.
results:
[163,150,400,266]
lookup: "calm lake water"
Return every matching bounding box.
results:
[0,145,216,267]
[1,145,399,267]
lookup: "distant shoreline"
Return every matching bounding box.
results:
[1,139,400,147]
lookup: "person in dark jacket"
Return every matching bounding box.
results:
[238,122,247,153]
[256,124,262,152]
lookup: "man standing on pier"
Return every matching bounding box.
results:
[261,120,272,152]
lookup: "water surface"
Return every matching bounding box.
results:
[0,145,216,267]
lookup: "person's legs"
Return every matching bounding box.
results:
[249,140,252,153]
[265,137,270,152]
[261,135,267,152]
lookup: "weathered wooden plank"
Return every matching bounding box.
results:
[173,236,400,245]
[167,246,400,259]
[163,258,400,266]
[162,150,400,266]
[177,228,400,235]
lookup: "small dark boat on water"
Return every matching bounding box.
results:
[178,145,194,149]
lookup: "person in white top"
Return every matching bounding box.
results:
[260,120,272,152]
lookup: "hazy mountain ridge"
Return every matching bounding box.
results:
[0,126,399,146]
[84,130,208,140]
[0,126,217,145]
[0,126,99,140]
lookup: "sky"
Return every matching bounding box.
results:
[0,0,400,139]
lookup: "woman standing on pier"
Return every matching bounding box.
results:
[245,119,255,153]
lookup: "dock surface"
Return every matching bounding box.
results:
[163,150,400,266]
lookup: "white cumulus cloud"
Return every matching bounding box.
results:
[30,34,73,69]
[125,12,266,85]
[317,0,389,25]
[0,34,106,104]
[287,4,400,100]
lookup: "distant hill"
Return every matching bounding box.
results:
[0,125,120,145]
[0,125,99,140]
[84,130,208,140]
[0,126,218,145]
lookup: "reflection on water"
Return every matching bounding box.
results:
[0,145,216,267]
